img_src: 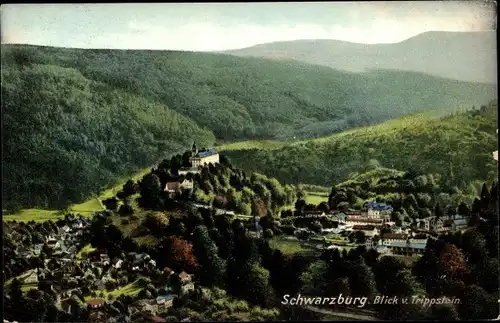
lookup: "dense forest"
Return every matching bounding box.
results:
[2,60,215,210]
[1,44,496,210]
[222,102,498,191]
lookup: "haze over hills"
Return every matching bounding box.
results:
[223,31,497,84]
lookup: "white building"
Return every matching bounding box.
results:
[352,225,379,237]
[189,142,219,167]
[365,237,376,249]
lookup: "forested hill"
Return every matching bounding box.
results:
[2,61,215,210]
[1,44,496,210]
[2,44,496,142]
[224,31,496,84]
[221,101,498,190]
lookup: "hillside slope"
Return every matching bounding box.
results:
[220,101,498,189]
[224,31,496,84]
[1,63,215,210]
[1,44,496,210]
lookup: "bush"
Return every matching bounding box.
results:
[121,219,130,225]
[263,228,274,239]
[119,204,134,216]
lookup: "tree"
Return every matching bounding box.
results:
[243,265,275,307]
[140,173,162,198]
[430,301,460,321]
[354,230,366,244]
[102,197,119,211]
[122,180,139,196]
[118,204,134,216]
[310,220,323,233]
[437,243,468,279]
[9,278,23,303]
[299,260,328,296]
[317,201,329,213]
[434,202,445,218]
[182,151,193,168]
[459,285,497,320]
[263,228,274,239]
[164,236,198,273]
[191,225,226,286]
[348,257,376,298]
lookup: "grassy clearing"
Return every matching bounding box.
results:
[76,244,97,260]
[304,192,329,205]
[217,140,287,151]
[3,167,152,223]
[84,278,147,302]
[2,209,62,222]
[268,236,308,255]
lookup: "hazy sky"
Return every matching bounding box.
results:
[1,2,496,51]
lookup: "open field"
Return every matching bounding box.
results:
[217,140,287,151]
[84,277,147,301]
[304,192,329,205]
[3,167,152,223]
[268,236,318,255]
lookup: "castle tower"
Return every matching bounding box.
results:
[192,141,198,155]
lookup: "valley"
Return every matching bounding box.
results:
[1,43,496,212]
[1,7,498,320]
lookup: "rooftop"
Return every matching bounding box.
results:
[87,298,105,306]
[194,148,218,158]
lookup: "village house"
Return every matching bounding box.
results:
[24,270,39,284]
[303,210,326,217]
[346,217,384,227]
[331,212,347,224]
[364,202,393,215]
[156,293,176,311]
[87,298,106,310]
[410,233,429,244]
[164,179,194,197]
[417,217,444,232]
[352,225,379,237]
[384,240,426,256]
[111,257,123,269]
[179,271,194,295]
[365,237,376,249]
[381,233,408,244]
[189,142,219,167]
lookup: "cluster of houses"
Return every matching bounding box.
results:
[19,218,92,284]
[8,214,197,323]
[81,256,195,323]
[300,201,475,256]
[415,214,469,233]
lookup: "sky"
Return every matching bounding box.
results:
[1,2,496,51]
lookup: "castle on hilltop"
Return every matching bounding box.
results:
[189,141,219,167]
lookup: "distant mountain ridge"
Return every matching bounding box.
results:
[223,31,497,84]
